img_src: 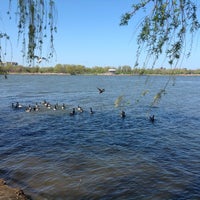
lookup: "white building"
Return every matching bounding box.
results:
[108,68,116,75]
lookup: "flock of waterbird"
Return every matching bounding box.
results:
[11,100,95,116]
[11,87,155,122]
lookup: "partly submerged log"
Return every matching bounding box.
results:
[0,179,28,200]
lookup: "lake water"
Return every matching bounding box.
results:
[0,74,200,200]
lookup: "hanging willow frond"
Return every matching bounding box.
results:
[120,0,200,68]
[13,0,57,64]
[141,89,149,96]
[114,95,124,107]
[0,32,10,63]
[114,95,130,108]
[151,89,166,106]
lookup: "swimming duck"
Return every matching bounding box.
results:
[61,103,66,110]
[12,102,23,109]
[120,110,126,118]
[33,107,39,111]
[53,104,58,111]
[42,100,47,105]
[35,103,39,109]
[70,108,75,116]
[46,103,51,109]
[25,105,32,112]
[90,107,94,114]
[149,115,155,123]
[97,87,105,94]
[77,105,84,112]
[33,103,39,111]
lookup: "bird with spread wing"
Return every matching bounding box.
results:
[97,87,105,94]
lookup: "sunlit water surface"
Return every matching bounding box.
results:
[0,75,200,200]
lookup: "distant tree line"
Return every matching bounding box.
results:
[0,63,200,75]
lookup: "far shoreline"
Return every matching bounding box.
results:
[5,72,200,76]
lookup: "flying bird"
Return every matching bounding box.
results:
[97,87,105,94]
[34,56,48,63]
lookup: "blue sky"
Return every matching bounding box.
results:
[0,0,200,69]
[54,0,137,68]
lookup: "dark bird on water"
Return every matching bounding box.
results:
[12,102,23,109]
[61,103,66,110]
[70,108,75,116]
[77,105,84,112]
[149,115,155,123]
[97,87,105,94]
[120,110,126,118]
[90,107,94,114]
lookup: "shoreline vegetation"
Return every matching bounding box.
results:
[0,64,200,76]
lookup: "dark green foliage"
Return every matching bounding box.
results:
[4,0,57,65]
[120,0,200,68]
[1,63,199,75]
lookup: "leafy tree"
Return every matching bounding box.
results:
[120,0,200,68]
[121,65,132,74]
[0,0,57,66]
[120,0,200,107]
[54,64,66,73]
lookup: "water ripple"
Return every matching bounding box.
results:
[1,75,200,199]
